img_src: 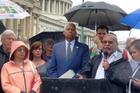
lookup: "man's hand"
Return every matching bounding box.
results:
[76,74,84,79]
[102,59,109,70]
[133,78,140,87]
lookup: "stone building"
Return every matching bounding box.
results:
[1,0,94,47]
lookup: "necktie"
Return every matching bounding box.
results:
[67,42,72,62]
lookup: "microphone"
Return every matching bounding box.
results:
[103,51,108,59]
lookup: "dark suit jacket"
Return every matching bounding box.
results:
[48,40,90,78]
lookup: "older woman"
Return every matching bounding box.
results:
[1,41,41,93]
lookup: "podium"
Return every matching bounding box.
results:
[40,78,110,93]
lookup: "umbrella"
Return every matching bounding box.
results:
[0,0,30,19]
[29,32,64,44]
[64,1,130,31]
[121,8,140,29]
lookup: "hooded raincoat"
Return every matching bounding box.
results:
[1,41,41,93]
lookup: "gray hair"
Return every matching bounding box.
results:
[1,29,17,40]
[44,38,54,46]
[104,34,118,45]
[130,39,140,52]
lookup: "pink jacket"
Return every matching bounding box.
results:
[1,41,41,93]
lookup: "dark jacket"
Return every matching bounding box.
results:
[0,45,10,71]
[0,45,10,93]
[106,60,140,93]
[80,53,128,93]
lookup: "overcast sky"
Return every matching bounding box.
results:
[71,0,140,41]
[71,0,140,13]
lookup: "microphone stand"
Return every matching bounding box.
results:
[128,64,140,93]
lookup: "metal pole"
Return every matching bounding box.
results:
[80,0,84,43]
[80,26,84,43]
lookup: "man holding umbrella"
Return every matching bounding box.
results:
[90,25,109,58]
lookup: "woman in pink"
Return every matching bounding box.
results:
[1,41,41,93]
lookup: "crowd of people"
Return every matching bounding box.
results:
[0,22,140,93]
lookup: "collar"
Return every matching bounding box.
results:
[102,50,122,61]
[65,39,75,46]
[130,60,140,64]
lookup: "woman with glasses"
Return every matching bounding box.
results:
[1,41,41,93]
[30,41,48,77]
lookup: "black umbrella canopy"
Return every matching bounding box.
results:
[64,1,130,31]
[29,32,64,45]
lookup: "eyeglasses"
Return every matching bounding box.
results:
[102,41,114,44]
[16,48,27,52]
[33,48,42,51]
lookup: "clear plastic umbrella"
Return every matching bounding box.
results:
[0,0,30,19]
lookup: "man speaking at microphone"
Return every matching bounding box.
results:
[79,33,126,79]
[78,34,127,93]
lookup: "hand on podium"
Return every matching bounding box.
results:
[75,73,84,79]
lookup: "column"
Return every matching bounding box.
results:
[65,3,68,12]
[29,13,33,38]
[25,18,30,38]
[63,2,65,14]
[32,15,36,35]
[47,0,51,13]
[55,1,58,14]
[13,19,18,35]
[62,2,65,14]
[34,14,40,34]
[42,0,45,12]
[25,8,33,38]
[53,0,56,14]
[58,1,61,15]
[6,19,13,30]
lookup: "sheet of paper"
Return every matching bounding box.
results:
[59,69,75,79]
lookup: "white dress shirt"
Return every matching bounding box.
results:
[65,40,75,56]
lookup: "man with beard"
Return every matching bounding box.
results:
[78,34,128,93]
[48,22,90,78]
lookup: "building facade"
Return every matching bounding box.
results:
[1,0,94,47]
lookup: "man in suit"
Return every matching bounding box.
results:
[48,22,90,78]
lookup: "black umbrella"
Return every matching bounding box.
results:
[64,1,130,31]
[29,32,64,44]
